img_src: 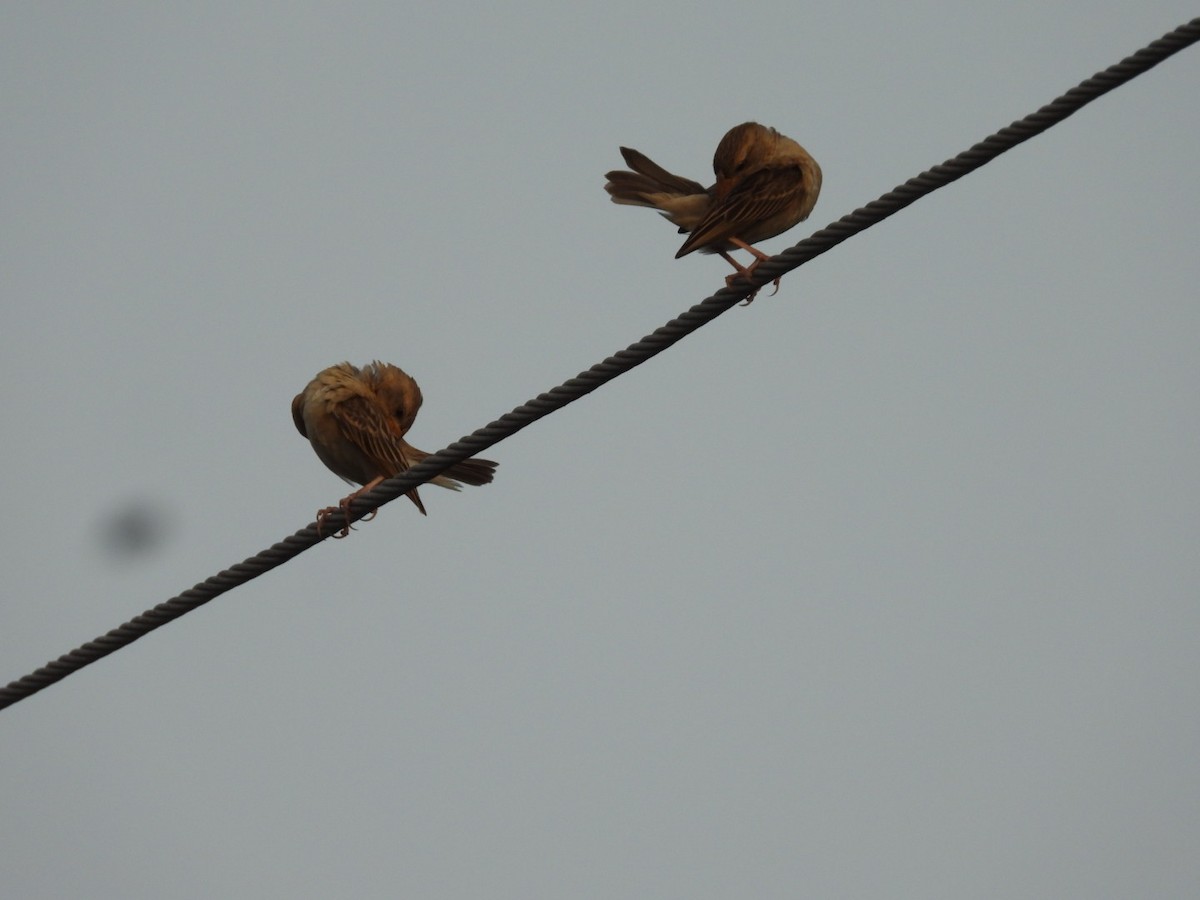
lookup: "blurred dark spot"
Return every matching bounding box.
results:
[97,500,173,559]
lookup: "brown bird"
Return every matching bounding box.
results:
[604,122,822,296]
[292,361,497,535]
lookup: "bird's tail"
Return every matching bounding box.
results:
[604,147,710,233]
[605,148,704,202]
[406,449,499,491]
[604,147,707,205]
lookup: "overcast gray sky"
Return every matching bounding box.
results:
[3,4,1198,898]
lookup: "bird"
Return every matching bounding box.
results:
[292,361,497,536]
[604,122,822,298]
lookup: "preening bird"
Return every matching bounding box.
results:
[292,361,497,535]
[604,122,822,297]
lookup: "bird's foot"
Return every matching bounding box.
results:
[724,271,762,305]
[316,504,353,539]
[723,241,782,303]
[316,488,378,539]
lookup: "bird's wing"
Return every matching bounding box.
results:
[330,393,415,476]
[676,164,809,257]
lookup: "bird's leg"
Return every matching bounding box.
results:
[317,478,382,539]
[355,477,383,524]
[724,238,783,302]
[718,250,762,305]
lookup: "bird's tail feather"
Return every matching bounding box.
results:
[406,449,498,491]
[605,147,706,206]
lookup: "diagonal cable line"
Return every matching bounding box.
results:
[2,17,1196,712]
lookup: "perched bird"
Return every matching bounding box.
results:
[292,361,497,535]
[604,122,822,296]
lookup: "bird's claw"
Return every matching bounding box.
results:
[316,493,377,539]
[316,505,353,539]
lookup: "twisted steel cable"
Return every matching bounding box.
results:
[2,17,1196,712]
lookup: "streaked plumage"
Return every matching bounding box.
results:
[292,361,496,534]
[605,122,821,293]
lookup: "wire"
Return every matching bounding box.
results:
[2,18,1197,712]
